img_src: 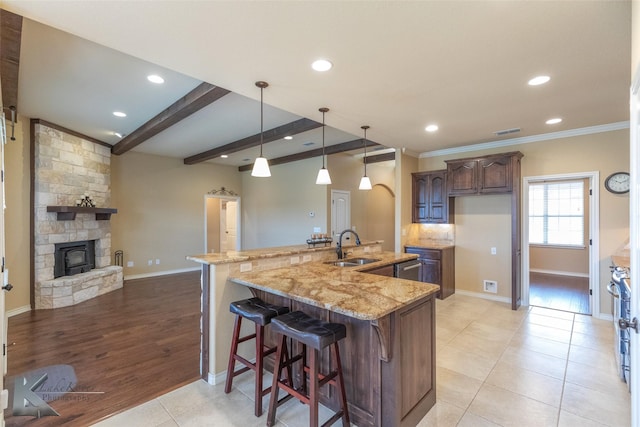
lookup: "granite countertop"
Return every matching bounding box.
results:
[187,240,383,265]
[405,242,455,250]
[228,252,439,321]
[612,240,631,270]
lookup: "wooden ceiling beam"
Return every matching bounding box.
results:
[0,9,23,115]
[237,138,382,172]
[365,151,395,164]
[184,117,321,165]
[111,82,230,155]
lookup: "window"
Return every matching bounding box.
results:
[529,180,584,247]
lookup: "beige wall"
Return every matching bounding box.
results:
[111,151,241,277]
[634,0,640,77]
[206,197,221,253]
[5,115,30,312]
[420,129,630,316]
[241,153,395,249]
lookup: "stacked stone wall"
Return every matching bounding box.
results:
[33,123,122,309]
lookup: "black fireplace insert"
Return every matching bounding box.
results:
[54,240,96,278]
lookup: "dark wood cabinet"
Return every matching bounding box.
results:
[412,170,452,223]
[363,264,394,277]
[404,246,455,299]
[445,152,522,196]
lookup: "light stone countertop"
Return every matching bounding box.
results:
[186,240,383,265]
[228,252,440,320]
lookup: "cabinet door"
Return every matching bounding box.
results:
[428,172,447,223]
[412,174,428,223]
[447,160,477,195]
[422,258,441,285]
[479,155,512,193]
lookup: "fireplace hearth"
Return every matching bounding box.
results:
[54,240,96,278]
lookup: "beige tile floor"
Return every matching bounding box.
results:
[92,294,630,427]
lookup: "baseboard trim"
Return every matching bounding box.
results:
[124,267,200,281]
[530,268,589,278]
[208,371,226,386]
[6,305,31,318]
[454,289,512,304]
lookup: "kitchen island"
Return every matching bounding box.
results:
[228,256,439,427]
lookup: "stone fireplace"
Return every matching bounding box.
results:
[33,121,123,309]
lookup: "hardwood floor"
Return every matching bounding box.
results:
[4,271,201,426]
[529,272,590,314]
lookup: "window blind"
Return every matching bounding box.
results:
[528,180,584,246]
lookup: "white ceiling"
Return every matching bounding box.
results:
[3,1,632,168]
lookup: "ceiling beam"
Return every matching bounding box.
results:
[237,138,381,172]
[111,82,230,155]
[0,9,23,115]
[184,117,322,165]
[365,151,396,164]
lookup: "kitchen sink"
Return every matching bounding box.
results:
[325,257,381,267]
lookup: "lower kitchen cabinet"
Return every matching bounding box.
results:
[404,246,455,299]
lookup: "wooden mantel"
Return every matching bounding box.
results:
[46,206,118,221]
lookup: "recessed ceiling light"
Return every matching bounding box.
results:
[528,75,550,86]
[284,136,293,140]
[425,124,439,132]
[113,111,127,118]
[311,59,333,72]
[147,74,164,84]
[546,118,562,125]
[220,154,229,159]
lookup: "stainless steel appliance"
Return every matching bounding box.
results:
[608,265,631,390]
[394,260,422,281]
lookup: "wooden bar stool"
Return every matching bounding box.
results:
[266,310,349,427]
[224,297,289,417]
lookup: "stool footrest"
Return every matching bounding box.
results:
[237,333,257,344]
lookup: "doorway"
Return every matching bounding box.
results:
[205,195,241,253]
[522,172,599,315]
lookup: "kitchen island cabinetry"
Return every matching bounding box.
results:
[412,170,452,223]
[445,152,523,196]
[405,245,455,299]
[229,260,439,427]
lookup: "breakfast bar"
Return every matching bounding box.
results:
[228,255,439,427]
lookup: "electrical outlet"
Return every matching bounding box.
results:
[155,259,160,265]
[483,280,498,293]
[313,227,321,233]
[148,259,153,266]
[240,263,252,272]
[302,255,312,263]
[127,261,134,267]
[290,256,300,265]
[491,247,497,255]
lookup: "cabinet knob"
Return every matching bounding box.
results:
[2,283,13,291]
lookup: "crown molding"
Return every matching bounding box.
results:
[420,121,630,158]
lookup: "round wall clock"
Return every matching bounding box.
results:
[604,171,630,194]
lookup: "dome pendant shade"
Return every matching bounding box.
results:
[316,107,331,185]
[316,167,332,185]
[252,81,271,178]
[251,156,271,177]
[359,175,372,190]
[359,125,372,190]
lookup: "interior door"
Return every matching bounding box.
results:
[628,68,640,427]
[331,190,351,239]
[225,201,238,251]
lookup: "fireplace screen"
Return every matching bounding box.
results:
[54,240,96,278]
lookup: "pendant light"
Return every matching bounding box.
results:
[359,125,372,190]
[251,81,271,177]
[315,107,332,185]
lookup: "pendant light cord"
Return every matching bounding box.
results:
[363,126,368,176]
[260,85,264,157]
[321,109,326,168]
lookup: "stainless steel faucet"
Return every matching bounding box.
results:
[336,229,361,259]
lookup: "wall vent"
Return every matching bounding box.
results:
[493,127,521,136]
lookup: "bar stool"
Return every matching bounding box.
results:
[224,297,290,417]
[266,310,349,427]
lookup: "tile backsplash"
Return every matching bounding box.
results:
[405,223,455,246]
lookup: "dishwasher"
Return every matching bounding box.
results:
[394,260,422,281]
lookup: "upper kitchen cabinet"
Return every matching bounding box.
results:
[446,152,524,196]
[412,170,453,223]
